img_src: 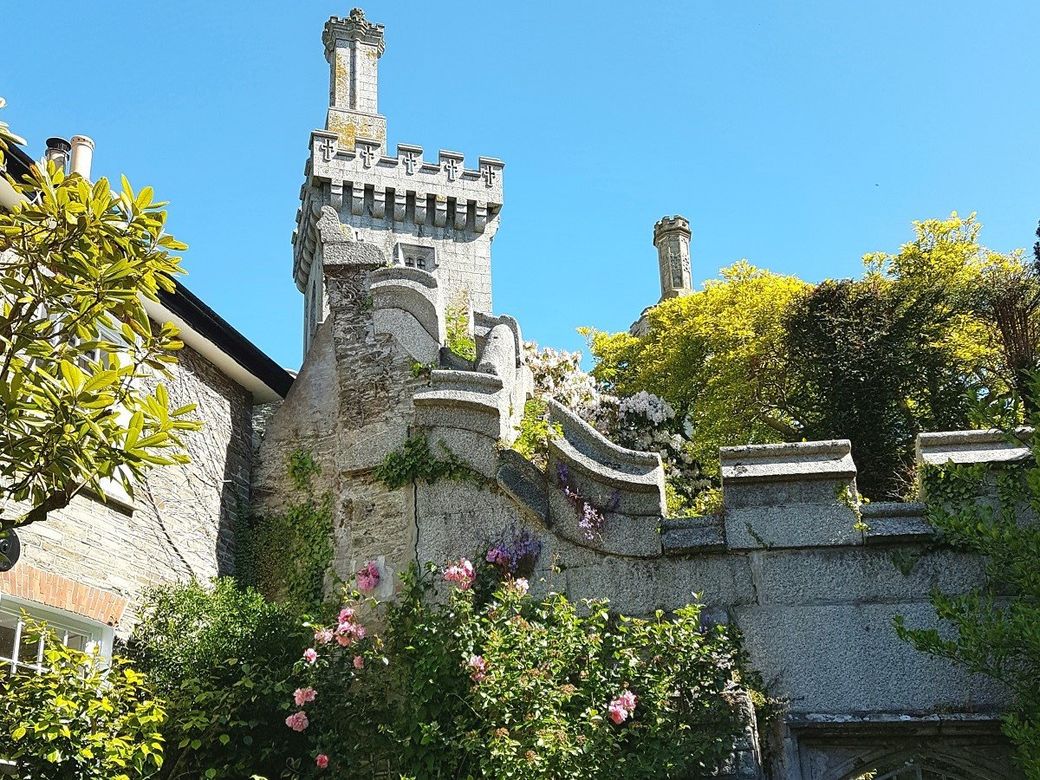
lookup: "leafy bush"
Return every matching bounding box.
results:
[896,448,1040,778]
[283,562,749,778]
[0,621,166,779]
[125,579,310,779]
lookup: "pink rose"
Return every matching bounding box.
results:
[608,690,637,725]
[608,703,628,725]
[315,753,329,769]
[338,607,355,623]
[285,711,309,732]
[293,687,317,706]
[356,561,381,592]
[314,628,334,645]
[512,578,530,594]
[467,654,488,683]
[303,648,318,664]
[353,655,365,669]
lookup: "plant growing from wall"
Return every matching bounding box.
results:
[444,298,476,361]
[510,398,562,469]
[0,106,199,532]
[239,449,333,610]
[0,620,166,779]
[374,433,483,490]
[895,420,1040,775]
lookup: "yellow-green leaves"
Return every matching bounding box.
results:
[0,109,200,530]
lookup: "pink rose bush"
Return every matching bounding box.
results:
[269,558,746,777]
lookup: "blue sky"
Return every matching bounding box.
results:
[5,1,1039,369]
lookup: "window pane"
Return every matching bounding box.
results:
[0,612,16,662]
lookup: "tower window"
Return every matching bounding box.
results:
[394,243,436,271]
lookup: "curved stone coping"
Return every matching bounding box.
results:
[549,435,662,494]
[413,388,501,438]
[660,515,726,553]
[369,265,438,289]
[720,439,856,484]
[477,323,516,378]
[860,502,933,544]
[916,427,1032,466]
[370,276,442,343]
[430,369,503,394]
[497,449,549,524]
[547,398,661,474]
[474,311,524,367]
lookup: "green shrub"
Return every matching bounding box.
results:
[125,579,309,779]
[511,398,562,469]
[286,562,749,778]
[0,621,166,779]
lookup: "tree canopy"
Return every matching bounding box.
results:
[586,214,1039,499]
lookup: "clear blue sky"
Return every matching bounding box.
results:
[5,1,1039,369]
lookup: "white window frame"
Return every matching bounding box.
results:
[0,592,114,676]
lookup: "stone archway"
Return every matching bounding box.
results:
[833,749,1010,780]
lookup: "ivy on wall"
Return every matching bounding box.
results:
[374,434,484,490]
[237,448,333,611]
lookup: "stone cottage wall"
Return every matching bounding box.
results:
[1,342,254,631]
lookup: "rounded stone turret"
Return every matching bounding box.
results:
[652,215,692,301]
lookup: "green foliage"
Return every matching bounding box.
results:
[586,262,808,478]
[374,433,484,490]
[895,451,1040,776]
[125,579,309,780]
[785,277,975,499]
[0,620,166,779]
[0,105,199,530]
[239,450,333,610]
[289,564,751,778]
[445,300,477,361]
[287,448,320,490]
[511,398,562,469]
[586,214,1035,501]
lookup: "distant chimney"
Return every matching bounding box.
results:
[69,135,95,179]
[44,137,71,173]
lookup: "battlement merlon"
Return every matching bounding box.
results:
[292,131,505,290]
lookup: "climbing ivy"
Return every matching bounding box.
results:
[375,434,484,490]
[238,448,333,611]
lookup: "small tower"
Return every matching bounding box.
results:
[323,8,387,153]
[653,215,692,301]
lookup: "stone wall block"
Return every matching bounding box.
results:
[721,440,860,550]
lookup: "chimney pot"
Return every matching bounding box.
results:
[69,135,95,179]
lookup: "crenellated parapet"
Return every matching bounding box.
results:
[294,9,506,356]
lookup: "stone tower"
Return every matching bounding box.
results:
[293,8,505,354]
[653,215,692,301]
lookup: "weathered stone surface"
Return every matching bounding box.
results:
[10,342,254,632]
[860,501,934,544]
[721,440,857,484]
[916,427,1032,466]
[661,515,727,553]
[496,450,549,524]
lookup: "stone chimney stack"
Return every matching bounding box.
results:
[323,8,387,153]
[653,215,692,301]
